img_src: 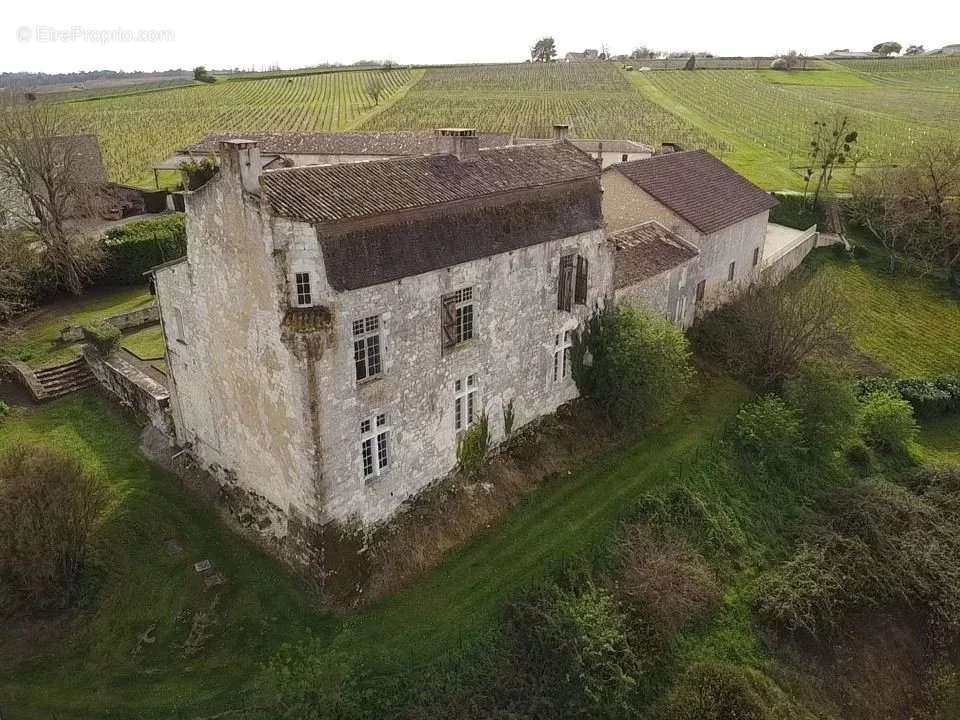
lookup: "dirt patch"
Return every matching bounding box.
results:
[0,378,36,407]
[362,399,619,604]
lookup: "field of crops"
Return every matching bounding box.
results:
[361,63,728,154]
[68,68,417,185]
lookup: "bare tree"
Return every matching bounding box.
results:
[801,114,859,210]
[365,75,386,106]
[0,93,103,295]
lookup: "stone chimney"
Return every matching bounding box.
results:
[219,139,261,194]
[435,128,480,162]
[552,124,570,142]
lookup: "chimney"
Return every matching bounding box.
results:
[660,142,682,155]
[219,139,261,194]
[435,128,480,162]
[552,124,570,142]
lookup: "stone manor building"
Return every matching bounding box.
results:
[150,129,791,540]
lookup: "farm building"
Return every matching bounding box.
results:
[534,124,653,168]
[564,49,601,62]
[602,149,785,327]
[146,131,812,565]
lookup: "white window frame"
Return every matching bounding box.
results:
[360,412,390,481]
[553,329,574,383]
[674,295,687,325]
[294,272,312,306]
[678,266,688,289]
[353,314,383,382]
[442,286,475,347]
[454,374,479,436]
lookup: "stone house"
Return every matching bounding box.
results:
[150,130,611,534]
[602,149,778,327]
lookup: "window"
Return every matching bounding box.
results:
[173,307,186,343]
[294,272,312,306]
[454,374,479,435]
[728,261,736,282]
[360,413,390,480]
[674,296,687,325]
[558,255,588,311]
[752,247,761,267]
[553,330,574,383]
[353,315,382,381]
[695,279,706,303]
[678,266,688,289]
[441,287,474,350]
[621,153,629,162]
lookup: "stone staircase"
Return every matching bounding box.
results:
[32,358,96,399]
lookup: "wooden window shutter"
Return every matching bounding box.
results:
[575,256,588,305]
[558,255,574,311]
[441,294,458,349]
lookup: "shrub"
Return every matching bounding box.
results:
[690,273,849,389]
[0,444,109,609]
[784,361,859,455]
[82,319,121,354]
[616,524,721,639]
[662,663,769,720]
[0,401,9,420]
[635,487,747,560]
[858,391,919,457]
[770,57,788,70]
[575,306,693,428]
[769,192,824,231]
[100,214,186,285]
[735,396,804,470]
[858,375,960,419]
[456,412,489,476]
[508,582,643,716]
[181,156,218,190]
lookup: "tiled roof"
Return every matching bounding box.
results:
[613,150,778,234]
[612,221,699,288]
[260,142,600,224]
[182,130,515,157]
[569,139,653,155]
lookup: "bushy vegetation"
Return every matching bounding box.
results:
[769,192,825,230]
[101,213,186,283]
[82,319,121,354]
[575,306,693,428]
[456,412,490,476]
[735,395,805,472]
[661,663,775,720]
[784,361,860,456]
[858,391,919,457]
[857,375,960,419]
[0,443,108,609]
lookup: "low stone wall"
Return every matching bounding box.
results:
[762,226,819,280]
[61,303,159,342]
[83,345,174,436]
[1,361,46,401]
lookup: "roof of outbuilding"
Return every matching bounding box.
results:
[612,149,778,234]
[260,141,600,224]
[569,139,654,155]
[182,130,515,157]
[611,221,699,288]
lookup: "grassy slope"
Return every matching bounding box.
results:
[806,249,960,376]
[120,324,166,360]
[1,287,154,368]
[0,373,747,718]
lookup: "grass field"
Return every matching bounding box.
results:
[0,287,154,368]
[68,68,419,185]
[120,324,166,360]
[806,249,960,376]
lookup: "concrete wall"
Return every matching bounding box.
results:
[602,169,768,326]
[762,226,818,280]
[83,346,174,436]
[280,224,612,523]
[61,303,160,342]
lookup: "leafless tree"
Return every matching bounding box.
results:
[0,92,103,296]
[801,114,859,210]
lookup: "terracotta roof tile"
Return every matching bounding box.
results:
[260,142,600,224]
[613,150,778,234]
[612,221,699,287]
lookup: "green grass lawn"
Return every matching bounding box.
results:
[1,287,154,368]
[121,324,166,360]
[918,415,960,466]
[805,250,960,376]
[0,371,748,718]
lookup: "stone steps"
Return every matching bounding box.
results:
[33,358,96,399]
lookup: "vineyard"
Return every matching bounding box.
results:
[68,68,418,184]
[361,63,728,155]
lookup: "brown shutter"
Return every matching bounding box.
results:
[441,294,458,349]
[558,255,574,311]
[575,256,588,305]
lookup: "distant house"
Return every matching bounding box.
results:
[925,44,960,55]
[519,125,653,168]
[602,149,779,327]
[564,49,600,62]
[825,50,881,59]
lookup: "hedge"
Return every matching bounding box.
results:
[100,214,186,285]
[82,320,121,354]
[857,375,960,419]
[768,193,825,231]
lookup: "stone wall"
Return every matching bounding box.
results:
[83,345,174,435]
[762,226,819,280]
[61,303,159,342]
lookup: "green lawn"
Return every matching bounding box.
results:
[918,415,960,466]
[0,372,748,718]
[806,250,960,376]
[121,324,166,360]
[1,287,154,368]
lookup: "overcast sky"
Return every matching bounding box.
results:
[2,0,958,74]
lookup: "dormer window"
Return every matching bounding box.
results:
[295,272,312,306]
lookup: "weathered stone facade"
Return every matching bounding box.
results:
[153,139,611,533]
